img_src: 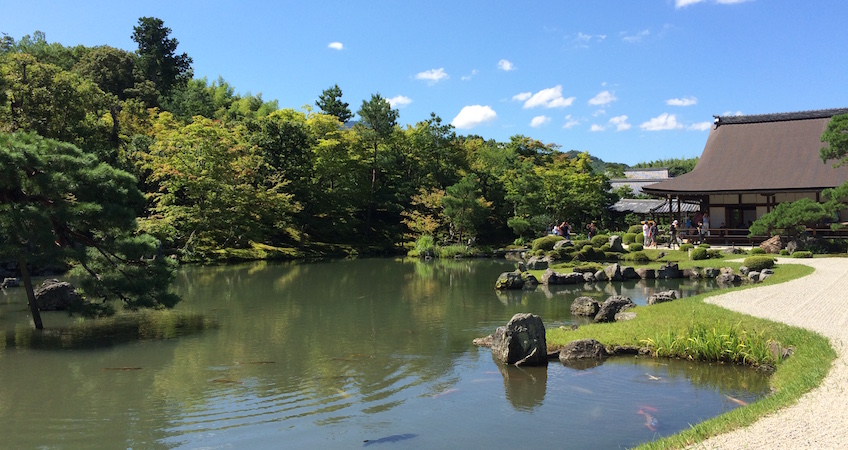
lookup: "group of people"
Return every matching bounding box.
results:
[642,219,682,249]
[548,221,598,239]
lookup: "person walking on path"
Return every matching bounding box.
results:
[668,219,679,249]
[694,257,848,449]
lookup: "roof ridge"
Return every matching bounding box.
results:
[715,108,848,126]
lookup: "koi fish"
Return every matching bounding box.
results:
[645,373,661,381]
[432,388,459,398]
[363,433,418,446]
[725,394,748,406]
[638,409,658,431]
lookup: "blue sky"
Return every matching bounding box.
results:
[4,0,848,165]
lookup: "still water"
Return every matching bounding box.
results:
[0,258,769,449]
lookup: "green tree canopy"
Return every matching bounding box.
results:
[316,84,352,123]
[131,17,193,96]
[0,132,179,329]
[820,113,848,167]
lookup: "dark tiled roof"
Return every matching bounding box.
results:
[715,108,848,126]
[643,108,848,196]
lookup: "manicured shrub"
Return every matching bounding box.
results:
[750,247,766,255]
[690,247,708,260]
[600,244,611,253]
[591,234,610,246]
[629,243,644,252]
[792,251,813,258]
[779,249,790,256]
[698,243,711,249]
[743,255,776,271]
[532,235,564,251]
[624,251,650,262]
[622,232,636,244]
[679,243,694,252]
[634,234,644,245]
[572,240,591,249]
[574,246,605,262]
[627,224,643,234]
[573,263,603,273]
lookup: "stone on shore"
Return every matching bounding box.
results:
[594,295,635,323]
[558,338,609,361]
[491,313,548,366]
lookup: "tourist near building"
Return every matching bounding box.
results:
[641,108,848,243]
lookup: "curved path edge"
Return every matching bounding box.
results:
[692,257,848,449]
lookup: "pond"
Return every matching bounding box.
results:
[0,258,769,449]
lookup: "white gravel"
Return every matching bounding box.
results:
[690,257,848,450]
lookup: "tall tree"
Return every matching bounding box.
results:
[0,132,179,329]
[131,17,193,96]
[356,93,398,233]
[316,84,352,123]
[441,175,491,244]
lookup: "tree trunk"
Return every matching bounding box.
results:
[19,257,43,330]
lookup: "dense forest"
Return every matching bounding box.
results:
[0,18,696,263]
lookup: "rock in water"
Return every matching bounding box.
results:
[491,313,548,366]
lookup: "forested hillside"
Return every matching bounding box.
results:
[0,18,656,262]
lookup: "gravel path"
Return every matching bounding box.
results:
[692,257,848,449]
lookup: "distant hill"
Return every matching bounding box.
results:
[561,150,698,177]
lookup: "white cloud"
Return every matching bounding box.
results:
[573,32,606,47]
[498,59,515,71]
[666,96,698,106]
[640,113,683,131]
[622,29,650,43]
[590,124,606,132]
[592,109,607,117]
[722,110,744,116]
[328,42,344,50]
[675,0,749,8]
[461,69,478,81]
[530,115,550,128]
[451,105,497,129]
[512,92,532,102]
[588,90,617,106]
[609,115,631,131]
[522,85,575,109]
[688,121,712,131]
[415,68,449,84]
[562,115,580,129]
[387,95,413,108]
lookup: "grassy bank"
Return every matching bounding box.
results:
[544,258,836,449]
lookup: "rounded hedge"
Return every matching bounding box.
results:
[698,243,711,249]
[750,247,766,255]
[629,243,644,252]
[792,251,813,258]
[532,235,565,251]
[743,255,776,271]
[679,243,694,252]
[591,234,610,246]
[627,224,643,234]
[690,247,708,260]
[779,249,790,256]
[624,251,650,262]
[622,233,637,244]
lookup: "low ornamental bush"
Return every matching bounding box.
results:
[779,249,790,256]
[622,233,637,244]
[624,251,650,262]
[743,255,776,271]
[591,234,610,246]
[792,251,813,258]
[750,247,766,255]
[627,224,643,234]
[690,247,708,260]
[698,243,711,249]
[629,243,644,252]
[679,243,694,252]
[532,235,564,251]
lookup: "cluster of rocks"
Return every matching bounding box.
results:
[475,313,651,368]
[496,261,771,290]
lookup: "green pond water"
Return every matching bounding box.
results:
[0,258,770,449]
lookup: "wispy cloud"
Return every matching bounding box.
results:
[461,69,478,81]
[520,85,575,109]
[415,68,449,85]
[588,90,617,106]
[722,110,744,116]
[530,115,550,128]
[573,32,607,48]
[609,115,631,131]
[622,29,650,43]
[666,96,698,106]
[675,0,750,8]
[451,105,497,129]
[498,59,516,71]
[590,124,605,132]
[688,121,712,131]
[640,113,683,131]
[387,95,412,108]
[562,115,580,129]
[328,42,344,50]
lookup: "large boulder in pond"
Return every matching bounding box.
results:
[604,263,624,281]
[656,263,682,279]
[594,295,635,323]
[496,271,537,290]
[559,338,608,361]
[635,268,655,280]
[526,256,550,270]
[33,279,82,311]
[491,313,548,366]
[570,296,600,317]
